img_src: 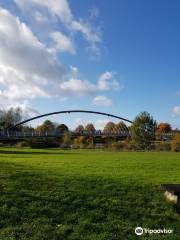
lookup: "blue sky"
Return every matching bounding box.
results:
[0,0,179,129]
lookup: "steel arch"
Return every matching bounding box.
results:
[9,110,133,130]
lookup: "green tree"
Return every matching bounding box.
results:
[22,126,35,133]
[131,111,157,149]
[36,120,56,132]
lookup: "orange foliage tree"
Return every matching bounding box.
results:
[156,122,172,140]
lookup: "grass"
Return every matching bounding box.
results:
[0,147,180,239]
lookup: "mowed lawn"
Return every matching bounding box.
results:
[0,148,180,240]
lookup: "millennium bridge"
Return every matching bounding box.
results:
[0,110,132,140]
[0,110,173,140]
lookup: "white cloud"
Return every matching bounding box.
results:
[94,120,109,130]
[34,11,48,23]
[172,106,180,116]
[0,5,121,113]
[98,71,120,91]
[0,8,65,107]
[74,118,86,127]
[0,97,39,119]
[14,0,101,49]
[14,0,73,24]
[0,8,121,108]
[59,68,122,97]
[50,31,75,54]
[93,95,112,107]
[59,78,96,96]
[0,8,65,80]
[21,104,40,118]
[71,19,101,44]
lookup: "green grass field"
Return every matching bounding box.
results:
[0,148,180,239]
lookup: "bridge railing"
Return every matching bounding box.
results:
[0,130,175,139]
[0,130,131,138]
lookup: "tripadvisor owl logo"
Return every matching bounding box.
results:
[135,227,143,235]
[135,226,173,235]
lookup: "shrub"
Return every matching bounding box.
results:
[86,136,94,149]
[16,141,29,148]
[61,133,72,148]
[122,139,133,151]
[109,142,118,151]
[155,141,171,151]
[171,133,180,152]
[28,138,59,148]
[73,136,86,149]
[116,141,124,150]
[106,141,126,151]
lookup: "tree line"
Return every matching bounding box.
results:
[0,108,179,151]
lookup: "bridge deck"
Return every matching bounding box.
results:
[0,131,130,140]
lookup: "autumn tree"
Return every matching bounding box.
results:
[156,122,172,140]
[131,111,157,149]
[114,121,128,133]
[75,125,84,133]
[84,123,96,133]
[103,122,115,134]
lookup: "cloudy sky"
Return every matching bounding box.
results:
[0,0,179,129]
